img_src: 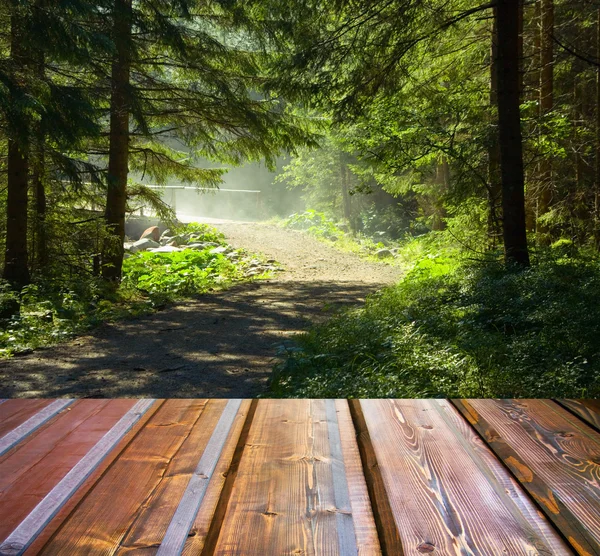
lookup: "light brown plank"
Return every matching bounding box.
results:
[0,399,135,542]
[114,399,251,555]
[361,399,571,555]
[454,399,600,555]
[557,399,600,432]
[0,399,54,438]
[211,399,380,556]
[39,399,209,555]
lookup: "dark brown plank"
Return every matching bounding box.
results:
[453,399,600,555]
[211,399,380,555]
[557,399,600,432]
[39,400,208,555]
[0,400,135,541]
[361,399,570,555]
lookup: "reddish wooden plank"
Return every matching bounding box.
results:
[22,400,164,556]
[0,400,136,540]
[557,399,600,432]
[0,400,53,438]
[361,399,570,555]
[211,399,380,555]
[39,400,210,555]
[453,399,600,555]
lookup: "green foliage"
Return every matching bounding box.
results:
[271,245,600,398]
[283,210,344,241]
[0,224,263,357]
[122,249,242,302]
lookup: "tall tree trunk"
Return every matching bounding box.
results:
[3,6,30,288]
[32,48,47,272]
[537,0,554,239]
[595,7,600,249]
[433,158,448,231]
[488,12,502,244]
[496,0,530,267]
[102,0,132,282]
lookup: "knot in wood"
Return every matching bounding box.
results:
[417,542,435,553]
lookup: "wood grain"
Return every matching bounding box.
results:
[22,400,164,556]
[114,400,250,556]
[556,400,600,432]
[39,399,209,555]
[0,399,74,456]
[0,400,155,556]
[360,399,570,555]
[211,399,373,556]
[452,399,600,555]
[0,400,135,541]
[0,400,53,438]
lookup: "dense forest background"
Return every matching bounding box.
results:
[1,0,600,396]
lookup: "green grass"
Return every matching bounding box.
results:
[271,240,600,398]
[0,222,268,357]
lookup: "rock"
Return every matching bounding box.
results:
[375,248,393,259]
[140,226,160,242]
[209,246,228,255]
[131,238,159,253]
[188,243,209,250]
[160,229,171,239]
[148,245,182,253]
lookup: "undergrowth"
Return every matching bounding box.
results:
[0,222,264,357]
[271,240,600,398]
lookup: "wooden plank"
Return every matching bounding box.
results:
[156,399,243,555]
[361,399,571,555]
[335,400,381,556]
[453,399,600,555]
[0,400,52,438]
[22,400,164,556]
[0,400,135,541]
[0,400,155,556]
[556,399,600,432]
[211,399,378,556]
[38,399,209,555]
[0,399,74,456]
[182,400,257,556]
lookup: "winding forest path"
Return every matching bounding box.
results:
[0,222,402,398]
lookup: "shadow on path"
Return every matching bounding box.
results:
[0,280,387,398]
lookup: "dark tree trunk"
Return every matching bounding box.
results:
[3,7,30,288]
[537,0,554,239]
[596,7,600,249]
[102,0,132,282]
[488,12,502,244]
[495,0,530,266]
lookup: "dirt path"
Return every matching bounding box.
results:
[0,223,402,398]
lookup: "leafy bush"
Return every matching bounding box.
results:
[271,249,600,398]
[0,223,259,356]
[122,249,242,301]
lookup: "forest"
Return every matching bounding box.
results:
[1,0,599,398]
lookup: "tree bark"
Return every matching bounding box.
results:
[3,6,31,288]
[488,12,502,244]
[537,0,554,239]
[340,158,352,227]
[495,0,530,266]
[596,7,600,249]
[102,0,132,282]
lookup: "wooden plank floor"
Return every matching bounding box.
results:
[0,400,598,556]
